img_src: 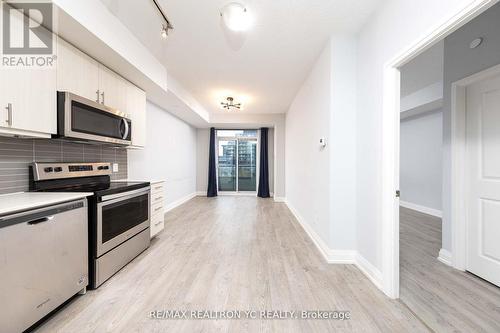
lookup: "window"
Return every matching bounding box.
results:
[217,130,258,192]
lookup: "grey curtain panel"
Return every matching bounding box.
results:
[207,127,218,197]
[257,128,270,198]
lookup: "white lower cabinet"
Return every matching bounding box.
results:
[150,181,165,238]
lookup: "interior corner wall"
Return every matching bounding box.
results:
[196,128,210,193]
[356,0,489,275]
[442,2,500,252]
[286,41,332,246]
[285,35,358,253]
[127,101,197,208]
[400,110,443,211]
[268,128,275,194]
[329,35,357,251]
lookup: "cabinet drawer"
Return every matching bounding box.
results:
[151,183,164,195]
[150,212,164,238]
[151,201,164,216]
[151,191,164,205]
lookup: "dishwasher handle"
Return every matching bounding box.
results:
[28,216,54,225]
[0,200,86,230]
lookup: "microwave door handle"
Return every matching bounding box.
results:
[122,118,129,140]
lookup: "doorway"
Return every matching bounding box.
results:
[395,3,500,331]
[381,0,497,299]
[216,129,259,194]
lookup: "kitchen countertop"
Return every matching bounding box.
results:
[112,179,165,184]
[0,192,93,217]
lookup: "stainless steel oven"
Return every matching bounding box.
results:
[56,91,132,145]
[30,162,151,289]
[97,187,150,257]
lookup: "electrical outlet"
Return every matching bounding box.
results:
[112,163,119,173]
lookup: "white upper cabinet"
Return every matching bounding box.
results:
[126,83,147,148]
[56,37,100,102]
[0,5,56,137]
[56,36,147,148]
[0,68,56,136]
[98,65,128,113]
[57,37,128,113]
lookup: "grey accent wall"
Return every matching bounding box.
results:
[0,136,128,194]
[442,2,500,251]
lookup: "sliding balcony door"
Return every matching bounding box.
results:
[237,139,257,191]
[217,130,258,193]
[217,139,237,191]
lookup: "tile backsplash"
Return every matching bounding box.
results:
[0,136,128,195]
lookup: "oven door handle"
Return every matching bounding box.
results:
[99,187,151,204]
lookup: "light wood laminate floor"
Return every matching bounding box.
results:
[35,197,428,333]
[400,207,500,333]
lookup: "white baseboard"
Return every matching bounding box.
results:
[355,253,383,290]
[274,197,286,203]
[284,200,383,289]
[218,192,257,197]
[400,201,442,218]
[195,191,206,196]
[164,192,198,213]
[438,248,452,266]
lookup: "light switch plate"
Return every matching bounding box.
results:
[112,163,119,173]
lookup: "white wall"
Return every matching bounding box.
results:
[128,102,197,209]
[355,0,494,281]
[285,35,357,253]
[400,111,443,211]
[196,129,210,194]
[399,42,443,213]
[329,35,358,251]
[286,43,332,244]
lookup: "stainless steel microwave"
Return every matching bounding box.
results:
[56,91,132,145]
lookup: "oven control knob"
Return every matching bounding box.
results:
[44,167,53,173]
[54,167,63,172]
[98,166,109,170]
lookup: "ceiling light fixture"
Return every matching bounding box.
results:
[221,97,241,110]
[161,25,169,39]
[220,2,253,32]
[151,0,174,39]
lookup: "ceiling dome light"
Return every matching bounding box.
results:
[220,2,253,32]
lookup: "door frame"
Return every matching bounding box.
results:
[382,0,497,298]
[450,63,500,271]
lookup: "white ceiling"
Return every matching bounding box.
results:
[100,0,380,114]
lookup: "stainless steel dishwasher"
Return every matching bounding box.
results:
[0,199,89,333]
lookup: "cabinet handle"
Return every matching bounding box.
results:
[28,215,54,225]
[5,103,12,126]
[96,90,100,103]
[154,221,163,226]
[154,206,162,212]
[154,196,163,202]
[154,186,162,191]
[101,91,105,105]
